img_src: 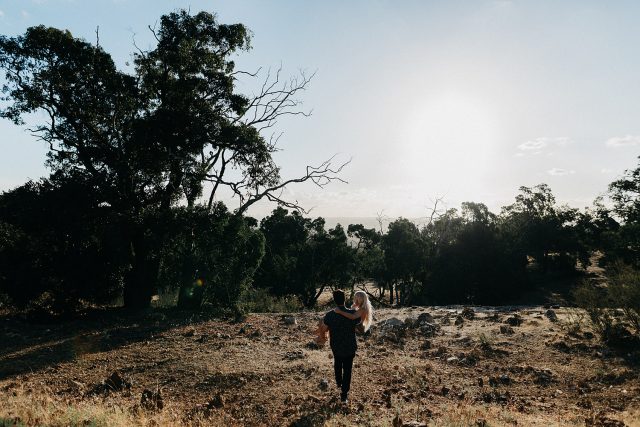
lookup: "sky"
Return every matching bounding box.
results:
[1,0,639,219]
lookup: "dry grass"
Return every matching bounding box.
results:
[1,306,639,426]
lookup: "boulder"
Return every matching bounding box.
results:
[461,307,475,320]
[505,315,522,327]
[283,315,297,325]
[545,309,558,322]
[417,312,435,324]
[454,315,464,326]
[499,325,515,335]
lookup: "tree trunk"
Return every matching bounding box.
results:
[123,233,158,310]
[389,282,394,305]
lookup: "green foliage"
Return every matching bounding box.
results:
[0,175,124,313]
[608,263,640,335]
[0,10,288,309]
[159,204,265,309]
[573,263,640,344]
[254,208,354,307]
[418,204,527,305]
[238,287,303,313]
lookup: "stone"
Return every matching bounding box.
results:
[284,350,305,361]
[419,322,440,338]
[545,309,558,322]
[404,317,417,327]
[440,316,451,325]
[183,328,195,337]
[505,315,522,327]
[454,315,464,326]
[381,317,405,328]
[461,307,475,320]
[319,379,329,391]
[283,315,297,325]
[500,325,515,335]
[417,312,435,324]
[446,356,459,363]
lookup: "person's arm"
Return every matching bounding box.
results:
[333,307,362,320]
[314,318,329,345]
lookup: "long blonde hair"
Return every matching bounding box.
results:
[352,291,373,331]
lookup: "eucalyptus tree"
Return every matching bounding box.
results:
[0,10,344,308]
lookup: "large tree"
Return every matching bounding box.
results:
[0,10,344,308]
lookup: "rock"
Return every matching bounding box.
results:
[441,386,450,396]
[454,315,464,326]
[583,331,595,340]
[440,316,451,325]
[284,350,305,361]
[251,330,262,338]
[404,317,417,327]
[381,317,405,328]
[419,322,440,338]
[505,315,522,327]
[140,388,163,411]
[499,374,512,385]
[420,340,432,350]
[477,377,484,387]
[283,315,297,325]
[319,379,329,391]
[499,325,514,335]
[461,307,475,320]
[532,369,554,385]
[545,309,558,322]
[475,419,488,427]
[446,356,459,363]
[417,312,435,324]
[183,328,196,337]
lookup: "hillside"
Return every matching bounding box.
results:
[1,307,639,426]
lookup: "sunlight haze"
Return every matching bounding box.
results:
[1,0,639,218]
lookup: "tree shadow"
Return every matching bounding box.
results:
[0,308,218,381]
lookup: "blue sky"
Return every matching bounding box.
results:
[1,0,639,218]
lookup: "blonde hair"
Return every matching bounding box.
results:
[352,291,373,331]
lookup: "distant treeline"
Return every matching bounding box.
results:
[0,158,638,314]
[0,10,638,315]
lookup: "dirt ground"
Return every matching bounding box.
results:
[1,306,639,426]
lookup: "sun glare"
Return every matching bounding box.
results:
[400,93,500,187]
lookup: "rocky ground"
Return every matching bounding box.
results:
[1,306,639,426]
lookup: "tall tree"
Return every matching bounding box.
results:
[0,10,344,309]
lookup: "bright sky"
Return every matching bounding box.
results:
[1,0,639,218]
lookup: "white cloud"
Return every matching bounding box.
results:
[547,168,576,176]
[0,10,4,18]
[517,137,571,154]
[606,135,640,147]
[21,10,29,18]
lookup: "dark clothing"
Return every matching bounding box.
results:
[323,306,360,401]
[334,353,355,400]
[323,307,360,357]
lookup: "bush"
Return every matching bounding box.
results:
[238,287,303,313]
[608,263,640,335]
[573,263,640,345]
